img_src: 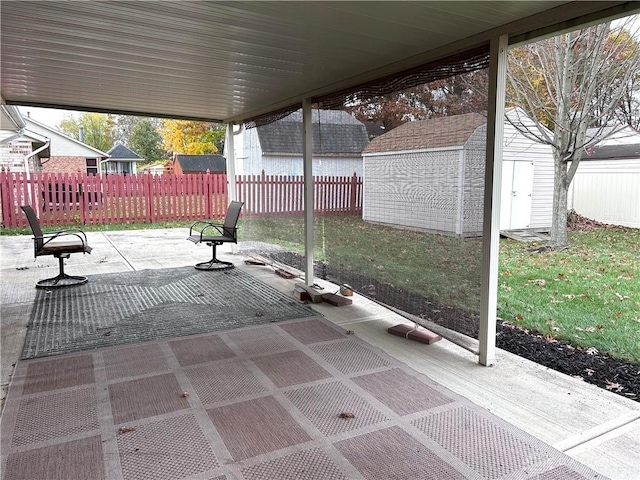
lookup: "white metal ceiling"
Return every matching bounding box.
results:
[1,2,636,123]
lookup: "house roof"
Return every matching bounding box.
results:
[581,144,640,161]
[24,117,109,157]
[175,154,226,173]
[1,2,632,123]
[257,109,369,156]
[363,113,487,154]
[106,144,143,161]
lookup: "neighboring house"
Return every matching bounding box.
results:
[361,109,555,237]
[104,144,144,174]
[166,154,226,175]
[230,109,368,176]
[22,117,109,174]
[569,126,640,228]
[0,105,50,173]
[142,163,166,175]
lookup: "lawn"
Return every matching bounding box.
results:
[498,226,640,363]
[242,215,640,363]
[3,214,638,362]
[241,215,483,313]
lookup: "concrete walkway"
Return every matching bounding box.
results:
[1,229,639,480]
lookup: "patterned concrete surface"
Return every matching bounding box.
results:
[1,317,607,480]
[2,230,639,480]
[22,267,316,359]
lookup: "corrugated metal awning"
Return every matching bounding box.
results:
[1,2,635,123]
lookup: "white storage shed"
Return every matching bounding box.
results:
[362,109,555,236]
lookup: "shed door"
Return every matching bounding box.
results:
[500,160,534,230]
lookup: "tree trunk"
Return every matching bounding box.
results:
[550,157,569,247]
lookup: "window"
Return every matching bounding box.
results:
[86,158,98,175]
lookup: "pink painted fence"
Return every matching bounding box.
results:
[1,171,362,228]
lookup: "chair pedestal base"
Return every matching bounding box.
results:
[194,243,234,271]
[36,256,88,289]
[194,259,234,271]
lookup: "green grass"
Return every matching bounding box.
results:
[498,227,640,363]
[241,215,483,313]
[0,219,198,236]
[3,214,638,362]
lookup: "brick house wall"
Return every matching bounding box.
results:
[42,156,91,173]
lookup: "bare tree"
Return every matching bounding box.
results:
[507,18,640,247]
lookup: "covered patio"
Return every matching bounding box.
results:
[2,2,640,479]
[1,232,639,479]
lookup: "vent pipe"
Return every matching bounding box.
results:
[79,126,84,143]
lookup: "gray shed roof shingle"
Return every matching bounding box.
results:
[581,144,640,161]
[256,109,369,156]
[363,113,487,154]
[175,154,226,173]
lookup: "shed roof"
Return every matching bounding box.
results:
[363,113,487,154]
[175,154,226,173]
[106,144,143,160]
[581,144,640,161]
[257,109,369,156]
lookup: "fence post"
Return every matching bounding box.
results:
[350,172,358,214]
[147,173,155,224]
[0,170,14,227]
[205,171,212,219]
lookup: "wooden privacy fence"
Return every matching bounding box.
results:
[237,171,362,216]
[0,171,228,228]
[1,171,362,228]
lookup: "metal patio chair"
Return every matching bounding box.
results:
[21,205,93,289]
[187,201,244,270]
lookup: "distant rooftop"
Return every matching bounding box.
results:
[257,109,369,156]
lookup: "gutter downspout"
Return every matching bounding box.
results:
[22,138,51,206]
[0,129,26,145]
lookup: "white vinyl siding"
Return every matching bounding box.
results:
[569,159,640,228]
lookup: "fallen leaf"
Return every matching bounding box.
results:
[339,412,355,419]
[345,330,354,335]
[181,392,190,398]
[118,427,136,434]
[605,381,624,393]
[515,313,524,321]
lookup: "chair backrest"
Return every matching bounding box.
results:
[21,205,45,251]
[223,201,244,239]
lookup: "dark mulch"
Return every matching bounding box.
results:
[268,251,640,403]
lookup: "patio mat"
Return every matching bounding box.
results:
[2,316,606,480]
[21,266,316,359]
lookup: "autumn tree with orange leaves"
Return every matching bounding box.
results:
[159,120,225,155]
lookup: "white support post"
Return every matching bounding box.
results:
[225,122,238,203]
[226,122,239,253]
[479,34,508,366]
[302,99,314,286]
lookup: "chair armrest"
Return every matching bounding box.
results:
[41,230,90,249]
[189,221,225,241]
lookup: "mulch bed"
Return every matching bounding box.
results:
[269,251,640,403]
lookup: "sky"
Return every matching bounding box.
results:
[19,106,77,129]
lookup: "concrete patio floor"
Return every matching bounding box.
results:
[1,228,639,480]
